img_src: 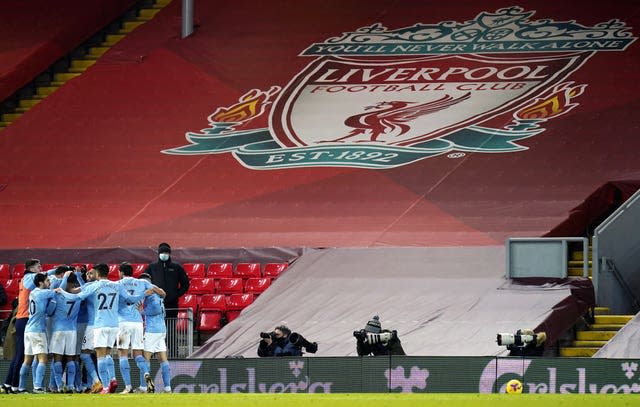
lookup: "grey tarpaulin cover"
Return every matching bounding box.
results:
[191,247,589,358]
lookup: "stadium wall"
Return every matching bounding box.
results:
[1,356,638,394]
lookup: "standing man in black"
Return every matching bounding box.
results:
[145,243,190,319]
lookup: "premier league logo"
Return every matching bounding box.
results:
[164,6,636,169]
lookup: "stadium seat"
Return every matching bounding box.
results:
[42,263,62,271]
[107,264,120,281]
[71,263,94,272]
[130,263,147,278]
[216,277,243,295]
[244,278,271,295]
[0,264,9,281]
[11,264,25,279]
[198,309,224,333]
[3,279,20,296]
[235,262,261,279]
[206,262,233,278]
[179,293,200,313]
[199,293,226,311]
[183,263,206,278]
[263,263,288,279]
[188,277,216,295]
[225,293,254,322]
[176,310,193,332]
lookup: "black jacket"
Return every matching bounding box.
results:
[145,258,190,307]
[356,329,406,356]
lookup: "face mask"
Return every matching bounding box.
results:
[159,253,170,262]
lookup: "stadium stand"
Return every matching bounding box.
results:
[0,264,9,281]
[206,262,234,279]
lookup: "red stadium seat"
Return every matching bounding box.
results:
[179,294,200,313]
[3,279,20,296]
[71,263,94,272]
[263,263,288,279]
[216,277,243,295]
[244,278,271,295]
[188,277,216,295]
[130,263,147,278]
[107,264,120,281]
[42,263,61,271]
[206,262,233,278]
[198,310,224,333]
[0,264,10,281]
[176,310,193,332]
[199,294,226,311]
[235,263,261,279]
[225,293,254,322]
[183,263,205,278]
[11,264,25,279]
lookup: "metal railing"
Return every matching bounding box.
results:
[165,308,194,358]
[506,237,589,278]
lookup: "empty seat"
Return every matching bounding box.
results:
[130,263,147,278]
[71,263,94,272]
[188,277,216,295]
[199,294,226,311]
[107,264,120,281]
[11,264,25,279]
[225,293,254,322]
[263,263,288,278]
[235,263,261,279]
[179,294,200,313]
[198,310,224,333]
[176,310,193,332]
[244,278,271,295]
[3,279,20,296]
[42,263,61,271]
[216,277,243,295]
[183,263,206,278]
[0,264,10,281]
[206,262,233,278]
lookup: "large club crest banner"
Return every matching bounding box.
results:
[164,6,636,170]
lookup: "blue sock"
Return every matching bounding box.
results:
[80,353,99,384]
[49,361,56,389]
[105,355,116,381]
[74,360,82,390]
[119,358,131,388]
[54,361,64,390]
[135,355,148,387]
[18,363,30,390]
[97,357,109,389]
[35,362,46,390]
[31,359,38,388]
[160,361,171,389]
[67,361,76,391]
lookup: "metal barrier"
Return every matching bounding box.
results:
[506,237,589,278]
[165,308,194,358]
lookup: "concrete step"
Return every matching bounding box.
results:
[1,113,22,122]
[568,260,592,267]
[559,347,599,357]
[138,8,162,19]
[589,323,626,331]
[18,99,41,108]
[568,267,591,277]
[120,20,146,32]
[87,46,110,59]
[102,34,126,46]
[593,306,610,315]
[0,121,11,127]
[595,315,633,324]
[36,86,59,97]
[14,107,30,113]
[53,72,82,82]
[572,340,608,347]
[570,250,592,261]
[577,330,616,341]
[70,59,97,70]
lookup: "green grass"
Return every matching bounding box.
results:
[2,393,639,407]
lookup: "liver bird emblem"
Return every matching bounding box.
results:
[325,92,470,143]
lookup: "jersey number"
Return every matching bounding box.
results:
[97,293,117,310]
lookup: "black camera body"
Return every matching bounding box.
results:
[353,329,367,342]
[260,331,276,340]
[289,332,318,354]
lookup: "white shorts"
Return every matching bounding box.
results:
[93,327,119,349]
[82,325,95,351]
[76,323,87,354]
[144,332,167,354]
[118,321,144,350]
[49,330,77,355]
[24,332,48,356]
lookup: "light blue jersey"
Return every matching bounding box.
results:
[61,279,145,328]
[25,288,57,333]
[51,292,82,332]
[118,277,153,323]
[142,293,166,334]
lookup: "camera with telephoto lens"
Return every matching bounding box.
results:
[288,332,318,353]
[496,329,538,347]
[260,331,276,340]
[353,329,397,344]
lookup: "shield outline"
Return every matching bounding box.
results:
[270,52,593,148]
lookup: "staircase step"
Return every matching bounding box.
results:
[593,307,610,315]
[1,113,22,122]
[102,34,126,46]
[570,250,592,261]
[589,323,626,331]
[120,20,146,32]
[572,340,608,347]
[577,330,616,341]
[568,267,591,277]
[14,107,30,113]
[18,99,41,108]
[568,260,592,267]
[560,347,599,357]
[595,315,633,324]
[155,0,173,6]
[53,72,82,82]
[36,86,59,97]
[0,121,11,127]
[70,59,97,70]
[138,8,162,19]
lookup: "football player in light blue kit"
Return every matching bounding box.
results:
[50,270,82,392]
[117,262,165,394]
[138,273,172,393]
[17,273,57,393]
[77,267,103,393]
[56,263,159,394]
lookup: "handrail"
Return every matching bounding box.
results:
[603,258,640,312]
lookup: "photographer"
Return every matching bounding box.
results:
[257,325,317,357]
[354,316,406,356]
[501,329,547,357]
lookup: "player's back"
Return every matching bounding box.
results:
[118,276,151,323]
[25,287,56,333]
[52,291,82,331]
[143,293,166,333]
[91,279,122,328]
